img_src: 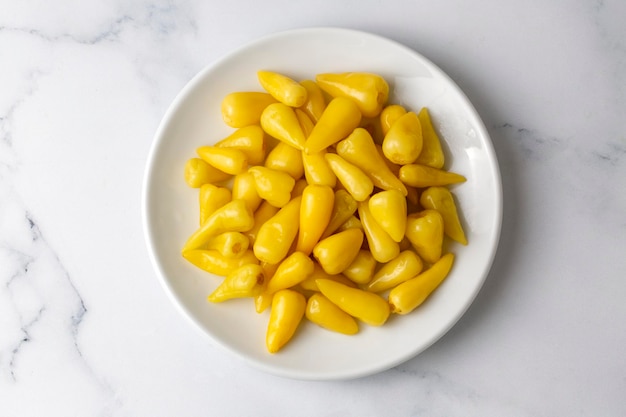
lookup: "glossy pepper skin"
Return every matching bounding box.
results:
[420,187,467,245]
[316,279,390,326]
[207,264,265,302]
[245,201,279,245]
[304,97,362,154]
[231,172,262,213]
[342,250,377,285]
[312,228,364,275]
[388,253,454,315]
[266,289,306,353]
[253,196,301,265]
[325,153,373,202]
[399,164,466,188]
[368,190,407,243]
[260,102,306,150]
[316,72,389,118]
[415,107,445,169]
[184,158,231,188]
[380,104,407,136]
[264,251,315,295]
[382,111,423,165]
[248,166,295,208]
[336,128,407,196]
[196,146,248,175]
[214,125,266,166]
[298,80,326,123]
[204,231,250,258]
[182,199,254,252]
[321,190,358,238]
[306,293,359,335]
[299,263,356,292]
[182,249,259,277]
[366,250,423,293]
[198,184,231,225]
[258,71,308,108]
[357,200,400,263]
[221,92,277,128]
[296,184,335,255]
[264,142,304,180]
[405,210,445,264]
[302,149,337,188]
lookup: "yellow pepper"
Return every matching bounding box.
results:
[366,250,423,293]
[198,184,231,225]
[315,72,389,118]
[316,279,390,326]
[335,128,407,196]
[182,249,259,277]
[342,250,377,285]
[221,92,277,128]
[325,153,373,202]
[336,215,362,233]
[321,190,358,239]
[231,172,262,213]
[264,142,304,180]
[399,164,466,188]
[260,102,306,150]
[184,158,231,188]
[214,125,266,166]
[382,111,423,165]
[302,149,337,188]
[264,251,315,295]
[299,80,326,123]
[299,263,356,291]
[204,231,250,258]
[357,200,400,263]
[295,108,315,138]
[405,210,445,264]
[245,201,279,245]
[380,104,407,136]
[367,190,407,243]
[295,184,335,255]
[359,116,384,145]
[207,264,265,302]
[291,178,308,198]
[388,253,454,315]
[248,166,295,208]
[306,293,359,335]
[304,97,362,154]
[196,146,248,175]
[420,187,467,245]
[416,107,445,169]
[253,196,301,264]
[258,70,308,108]
[182,199,254,252]
[266,289,306,353]
[312,228,364,275]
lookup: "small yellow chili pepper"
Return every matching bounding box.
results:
[182,249,259,277]
[291,178,308,198]
[182,199,254,252]
[302,149,337,188]
[204,231,250,258]
[299,80,326,123]
[184,158,231,188]
[196,146,248,175]
[245,201,279,245]
[416,107,445,169]
[366,250,423,293]
[357,201,399,263]
[405,210,445,264]
[399,164,466,188]
[321,189,358,239]
[214,125,266,166]
[312,228,364,275]
[264,251,315,295]
[198,184,231,225]
[264,142,304,180]
[367,190,407,243]
[325,153,373,202]
[342,250,377,285]
[316,279,390,326]
[207,264,265,302]
[253,196,301,264]
[296,184,335,255]
[420,187,467,245]
[380,104,407,136]
[306,293,359,335]
[382,111,423,165]
[336,215,362,233]
[388,253,454,315]
[231,172,262,213]
[335,128,407,196]
[221,92,277,128]
[299,263,356,292]
[248,166,295,208]
[304,97,362,154]
[260,102,306,150]
[258,71,308,108]
[295,108,315,138]
[266,289,306,353]
[315,72,389,118]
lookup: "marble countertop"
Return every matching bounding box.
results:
[2,1,625,416]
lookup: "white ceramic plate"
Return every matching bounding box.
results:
[142,27,502,380]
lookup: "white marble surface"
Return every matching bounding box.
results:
[1,1,625,415]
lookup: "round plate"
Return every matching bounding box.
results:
[142,27,502,380]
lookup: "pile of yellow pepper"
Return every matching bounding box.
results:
[182,70,467,353]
